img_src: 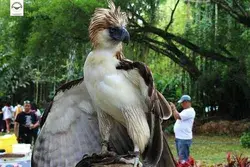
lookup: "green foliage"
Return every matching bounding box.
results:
[240,132,250,148]
[164,123,174,134]
[0,0,102,99]
[158,0,188,35]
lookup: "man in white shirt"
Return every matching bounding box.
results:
[170,95,196,164]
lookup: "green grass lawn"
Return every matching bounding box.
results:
[167,135,250,164]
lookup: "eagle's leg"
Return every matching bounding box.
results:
[120,108,151,167]
[119,146,142,167]
[96,108,116,156]
[131,145,142,167]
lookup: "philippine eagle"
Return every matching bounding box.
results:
[32,1,176,167]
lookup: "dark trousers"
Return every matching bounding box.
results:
[18,133,33,144]
[33,130,38,144]
[175,138,192,162]
[18,130,38,144]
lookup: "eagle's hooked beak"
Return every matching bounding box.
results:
[109,27,130,43]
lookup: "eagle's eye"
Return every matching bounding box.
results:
[108,26,130,43]
[109,27,119,33]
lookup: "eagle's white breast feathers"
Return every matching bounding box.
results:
[84,49,150,151]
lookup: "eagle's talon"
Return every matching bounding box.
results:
[134,156,141,167]
[119,156,142,167]
[128,151,140,157]
[98,150,117,157]
[97,140,116,157]
[82,154,89,159]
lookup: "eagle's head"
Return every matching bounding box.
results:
[89,1,129,49]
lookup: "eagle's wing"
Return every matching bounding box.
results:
[116,59,176,167]
[32,78,101,167]
[32,78,133,167]
[116,60,172,120]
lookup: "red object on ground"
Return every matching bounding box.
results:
[176,156,195,167]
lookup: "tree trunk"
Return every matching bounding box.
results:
[34,81,39,104]
[214,3,218,44]
[39,83,43,104]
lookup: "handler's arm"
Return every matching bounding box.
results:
[30,114,40,129]
[33,120,40,128]
[170,102,181,120]
[14,122,19,138]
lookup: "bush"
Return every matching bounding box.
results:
[195,120,250,136]
[240,132,250,148]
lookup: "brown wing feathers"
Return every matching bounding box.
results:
[116,59,175,167]
[116,60,154,97]
[157,91,172,120]
[55,77,84,95]
[143,111,164,167]
[116,59,172,120]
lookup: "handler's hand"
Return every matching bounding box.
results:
[29,124,35,129]
[169,102,176,111]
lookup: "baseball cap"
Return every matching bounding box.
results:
[178,95,191,103]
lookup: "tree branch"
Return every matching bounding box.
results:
[165,0,180,31]
[218,45,234,58]
[211,0,250,27]
[139,36,201,79]
[136,25,237,63]
[214,0,239,18]
[233,0,249,17]
[127,6,148,26]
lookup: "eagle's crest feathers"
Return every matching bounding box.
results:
[89,0,127,49]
